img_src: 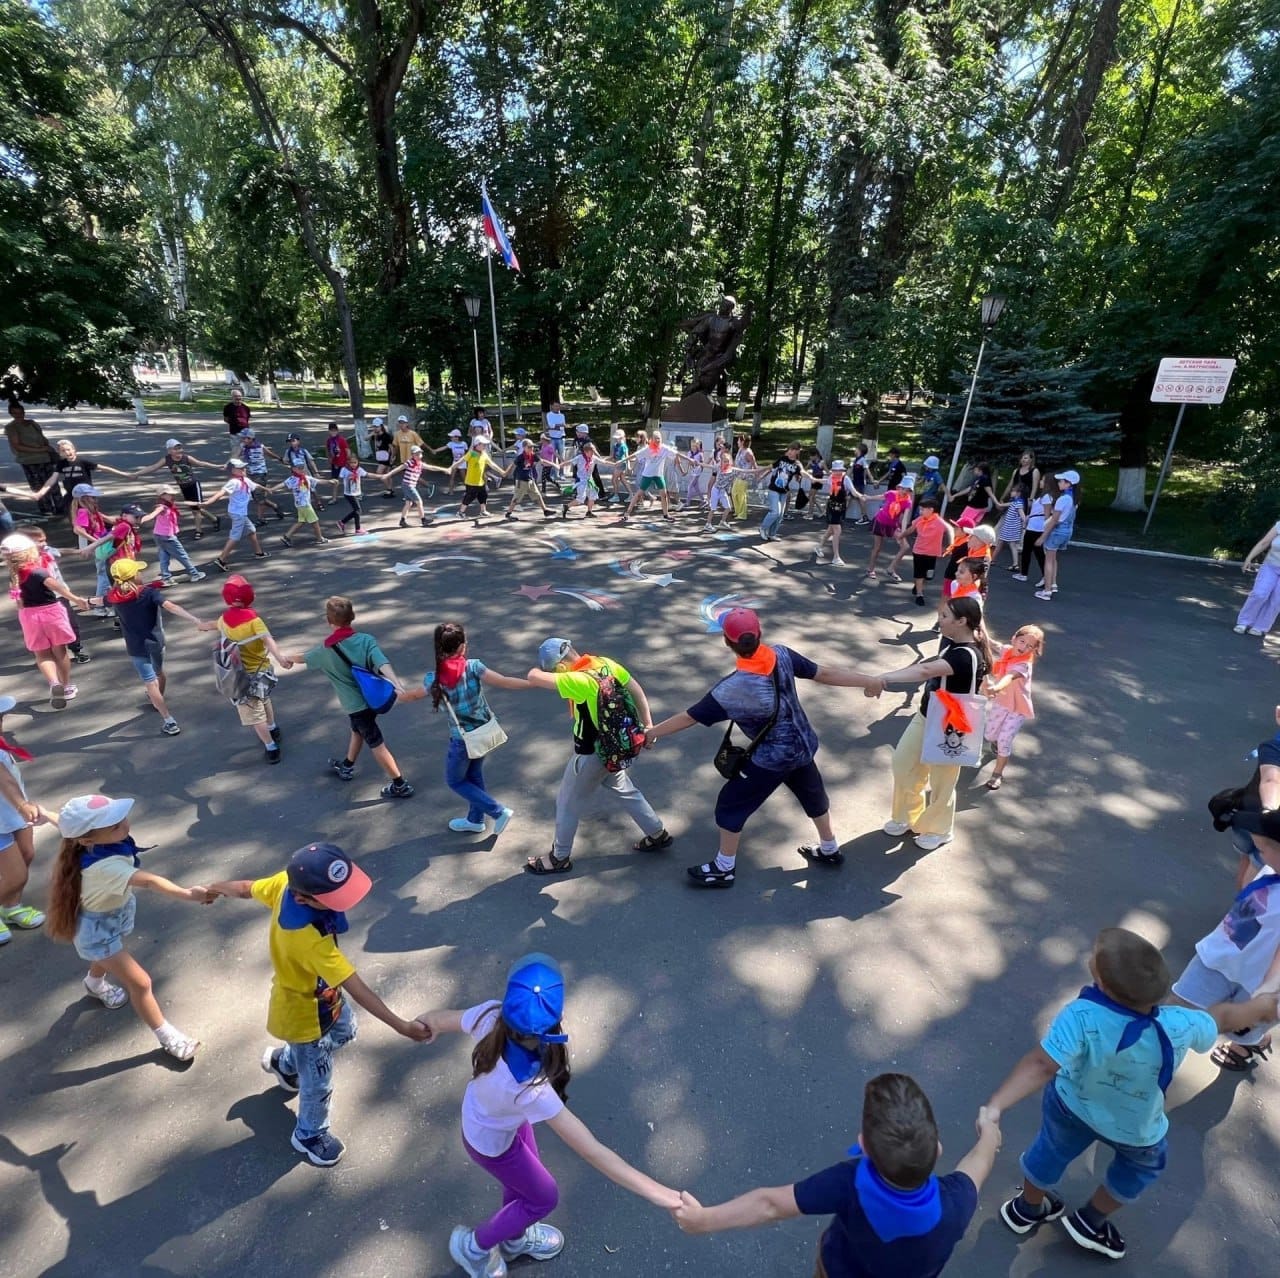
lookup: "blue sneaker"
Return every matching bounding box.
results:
[490,808,514,836]
[261,1046,299,1092]
[291,1130,345,1167]
[500,1223,564,1261]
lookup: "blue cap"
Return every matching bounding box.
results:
[502,952,568,1043]
[285,841,371,911]
[538,637,571,672]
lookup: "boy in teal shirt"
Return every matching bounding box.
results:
[987,927,1280,1261]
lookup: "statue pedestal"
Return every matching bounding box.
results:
[660,393,730,454]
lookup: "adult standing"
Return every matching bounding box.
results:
[1233,521,1280,638]
[871,595,993,851]
[645,608,880,889]
[1002,449,1040,509]
[1035,469,1079,601]
[5,403,60,515]
[545,402,567,461]
[134,439,224,538]
[223,387,251,437]
[760,441,804,542]
[522,636,671,876]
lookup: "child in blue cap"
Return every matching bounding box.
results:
[673,1073,1001,1278]
[418,953,680,1278]
[207,842,428,1167]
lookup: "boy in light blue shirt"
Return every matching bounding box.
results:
[985,927,1279,1262]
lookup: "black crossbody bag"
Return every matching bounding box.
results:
[713,666,781,780]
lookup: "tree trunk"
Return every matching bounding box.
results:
[1111,467,1148,511]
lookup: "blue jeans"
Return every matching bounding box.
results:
[1231,825,1265,869]
[761,489,786,537]
[279,1001,357,1140]
[1021,1082,1167,1204]
[445,737,504,823]
[154,534,196,580]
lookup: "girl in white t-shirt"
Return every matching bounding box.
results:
[418,954,680,1278]
[1172,824,1280,1071]
[46,794,212,1060]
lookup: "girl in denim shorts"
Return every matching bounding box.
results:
[46,794,214,1061]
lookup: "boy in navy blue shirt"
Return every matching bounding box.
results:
[672,1073,1000,1277]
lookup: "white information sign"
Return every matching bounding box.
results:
[1150,357,1236,405]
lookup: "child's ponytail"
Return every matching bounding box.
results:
[46,837,86,942]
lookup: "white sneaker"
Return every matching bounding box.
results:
[84,975,129,1008]
[914,832,952,851]
[158,1029,200,1061]
[500,1223,565,1261]
[449,817,486,833]
[490,808,514,836]
[449,1226,507,1277]
[1248,627,1266,637]
[1233,624,1248,634]
[1034,590,1052,601]
[830,556,846,566]
[883,820,911,837]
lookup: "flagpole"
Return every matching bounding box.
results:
[484,231,508,453]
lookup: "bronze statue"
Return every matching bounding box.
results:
[679,295,753,400]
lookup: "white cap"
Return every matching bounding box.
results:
[58,794,135,839]
[899,473,916,490]
[1055,469,1081,484]
[968,525,997,546]
[371,416,384,426]
[228,458,247,468]
[831,460,846,471]
[1,533,37,554]
[164,437,181,448]
[448,429,462,437]
[923,455,940,469]
[397,414,409,423]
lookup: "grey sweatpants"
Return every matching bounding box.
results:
[553,752,664,857]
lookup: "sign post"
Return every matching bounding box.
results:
[1144,357,1235,534]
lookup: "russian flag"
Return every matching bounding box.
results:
[481,184,521,272]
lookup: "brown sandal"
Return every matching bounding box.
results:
[524,851,573,876]
[633,830,673,852]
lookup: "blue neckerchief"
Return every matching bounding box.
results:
[278,889,348,937]
[1235,872,1279,905]
[1077,984,1175,1093]
[842,1144,942,1243]
[502,1039,544,1084]
[79,836,142,870]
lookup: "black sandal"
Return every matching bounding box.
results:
[633,830,673,852]
[1211,1040,1270,1071]
[524,851,572,876]
[797,844,844,867]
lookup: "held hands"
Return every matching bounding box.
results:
[978,1103,1002,1133]
[413,1011,449,1042]
[187,885,219,905]
[400,1018,432,1043]
[671,1189,705,1232]
[862,678,883,699]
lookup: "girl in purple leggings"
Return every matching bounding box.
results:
[419,954,680,1277]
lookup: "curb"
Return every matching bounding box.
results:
[1072,540,1237,567]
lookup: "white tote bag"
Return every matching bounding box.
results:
[920,646,987,768]
[444,692,508,759]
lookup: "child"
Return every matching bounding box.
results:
[235,428,283,522]
[538,433,558,494]
[899,496,951,604]
[672,1074,1001,1278]
[205,841,428,1166]
[275,462,329,548]
[815,460,855,565]
[941,522,995,595]
[866,475,914,580]
[428,428,468,493]
[993,481,1028,571]
[609,428,631,503]
[201,458,270,572]
[946,557,988,603]
[560,440,601,519]
[324,421,351,480]
[0,694,48,943]
[417,953,681,1277]
[987,927,1280,1261]
[334,459,369,536]
[140,486,206,585]
[456,438,503,521]
[956,461,995,526]
[46,794,210,1059]
[215,575,292,765]
[1170,810,1280,1071]
[21,523,91,662]
[704,454,736,532]
[848,444,873,524]
[89,557,210,735]
[878,447,906,491]
[383,446,449,527]
[5,531,89,707]
[503,438,553,520]
[279,594,414,798]
[983,624,1043,790]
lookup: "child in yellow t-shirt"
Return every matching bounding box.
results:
[455,439,507,521]
[207,842,428,1166]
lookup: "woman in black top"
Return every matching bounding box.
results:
[1001,449,1040,511]
[869,596,992,852]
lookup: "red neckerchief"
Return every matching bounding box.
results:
[323,626,356,649]
[437,654,467,688]
[220,607,259,628]
[0,736,33,762]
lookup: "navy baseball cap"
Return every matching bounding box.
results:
[285,842,371,910]
[121,503,146,519]
[502,953,568,1043]
[538,637,572,671]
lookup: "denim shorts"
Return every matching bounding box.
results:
[74,894,137,961]
[229,513,256,540]
[130,640,164,684]
[1045,527,1072,551]
[1021,1082,1166,1203]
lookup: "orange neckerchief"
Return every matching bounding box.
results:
[735,644,777,676]
[994,646,1033,679]
[934,689,974,734]
[951,582,981,599]
[569,655,596,672]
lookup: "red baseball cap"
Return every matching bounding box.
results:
[720,607,761,642]
[221,575,254,606]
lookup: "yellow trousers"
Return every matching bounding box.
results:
[731,478,749,521]
[890,711,961,837]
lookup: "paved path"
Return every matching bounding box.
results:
[0,405,1275,1278]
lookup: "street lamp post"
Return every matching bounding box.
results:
[463,294,483,406]
[943,292,1006,508]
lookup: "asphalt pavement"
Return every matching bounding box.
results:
[0,402,1276,1278]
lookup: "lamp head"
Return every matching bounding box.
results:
[463,294,482,321]
[980,293,1006,331]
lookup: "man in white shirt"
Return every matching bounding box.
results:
[619,430,679,524]
[545,402,567,461]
